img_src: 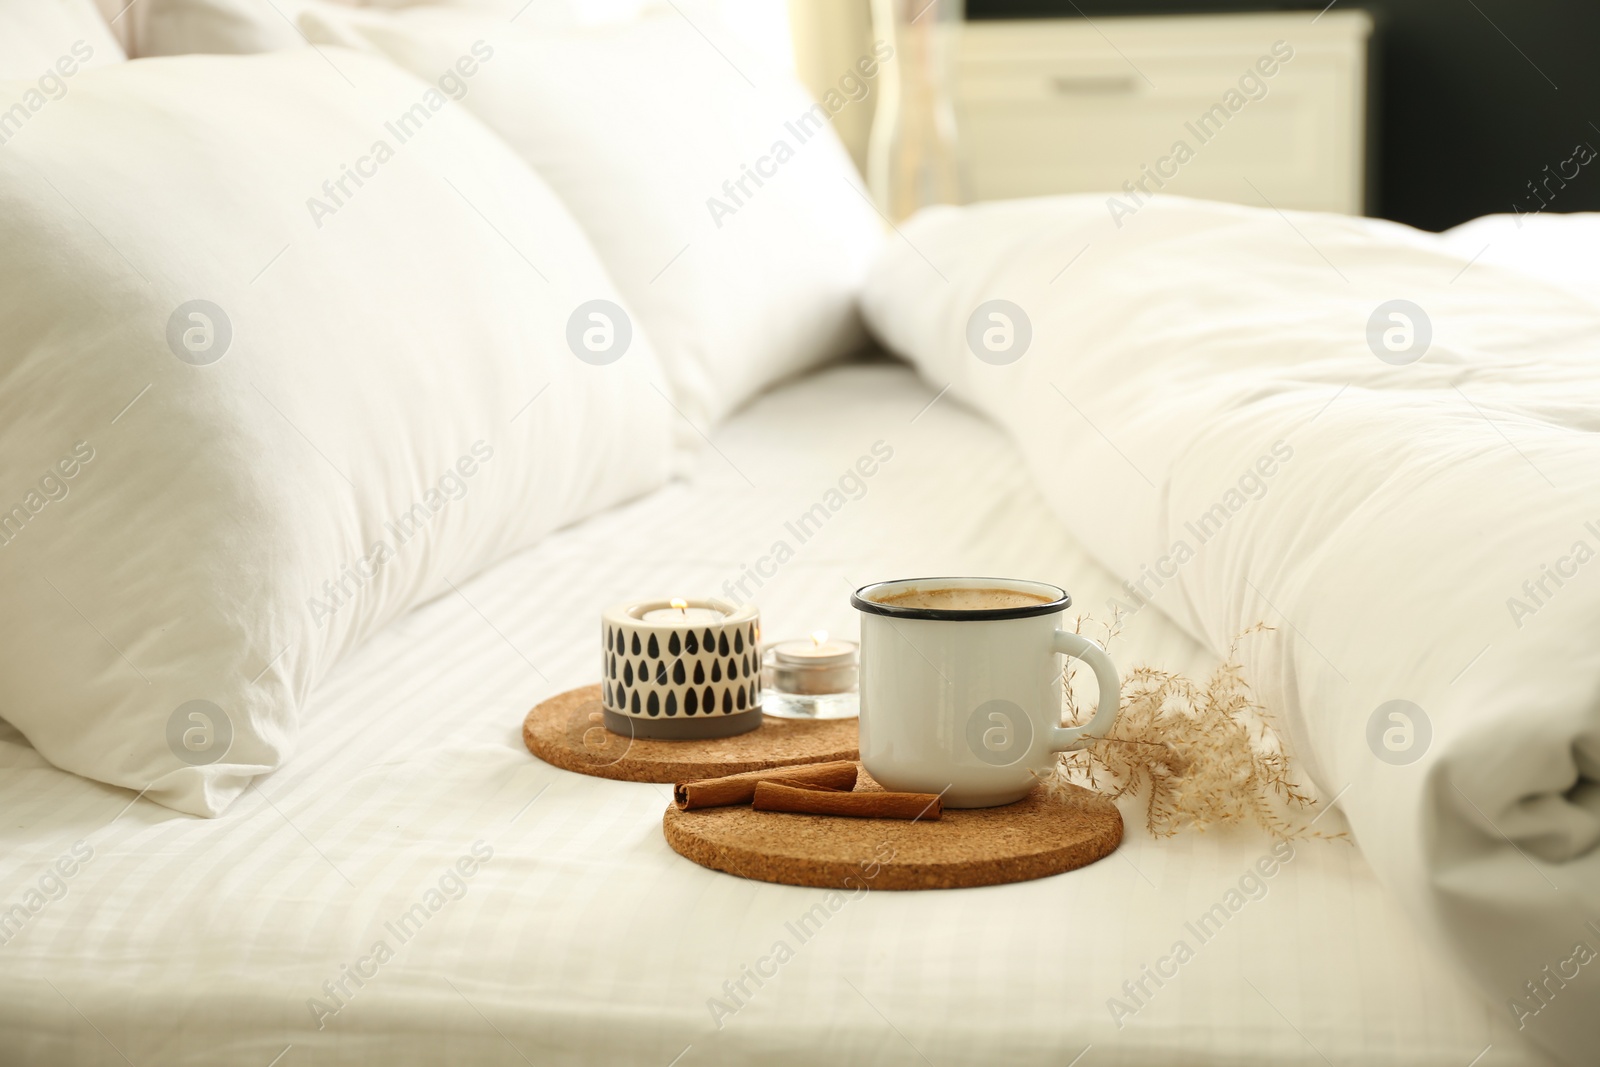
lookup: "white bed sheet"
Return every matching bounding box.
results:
[0,363,1545,1066]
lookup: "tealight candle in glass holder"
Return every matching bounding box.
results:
[760,631,859,719]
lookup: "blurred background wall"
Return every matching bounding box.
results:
[791,0,1600,231]
[978,1,1600,231]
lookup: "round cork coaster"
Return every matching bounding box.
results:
[662,769,1123,890]
[523,685,858,783]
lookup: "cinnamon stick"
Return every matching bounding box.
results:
[752,780,943,821]
[673,760,859,810]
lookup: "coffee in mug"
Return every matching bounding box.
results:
[850,577,1120,808]
[870,587,1056,612]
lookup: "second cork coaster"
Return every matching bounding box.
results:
[662,768,1123,890]
[524,685,858,783]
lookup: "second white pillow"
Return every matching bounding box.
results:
[300,3,886,428]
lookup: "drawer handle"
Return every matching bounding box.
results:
[1050,74,1139,95]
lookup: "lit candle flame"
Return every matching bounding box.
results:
[670,598,688,614]
[810,629,828,646]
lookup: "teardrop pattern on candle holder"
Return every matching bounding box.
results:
[603,620,762,721]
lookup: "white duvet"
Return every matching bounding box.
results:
[862,196,1600,1066]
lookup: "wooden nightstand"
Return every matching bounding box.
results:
[955,11,1373,215]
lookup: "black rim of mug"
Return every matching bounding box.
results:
[850,577,1071,622]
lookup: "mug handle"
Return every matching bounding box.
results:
[1049,630,1120,752]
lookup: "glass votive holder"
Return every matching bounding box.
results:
[760,633,859,720]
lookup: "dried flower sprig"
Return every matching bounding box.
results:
[1053,614,1342,841]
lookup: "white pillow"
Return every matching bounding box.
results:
[123,0,441,59]
[299,3,884,427]
[129,0,311,56]
[126,1,769,57]
[861,194,1600,1067]
[0,0,123,79]
[0,47,673,816]
[125,0,447,57]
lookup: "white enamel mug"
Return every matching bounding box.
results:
[850,577,1120,808]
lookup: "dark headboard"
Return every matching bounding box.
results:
[967,1,1600,231]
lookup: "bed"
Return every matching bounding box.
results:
[3,3,1595,1064]
[0,363,1542,1066]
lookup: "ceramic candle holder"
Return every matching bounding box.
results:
[601,598,762,739]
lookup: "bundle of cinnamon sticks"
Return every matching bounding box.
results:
[673,761,942,821]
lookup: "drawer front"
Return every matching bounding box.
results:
[956,15,1369,215]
